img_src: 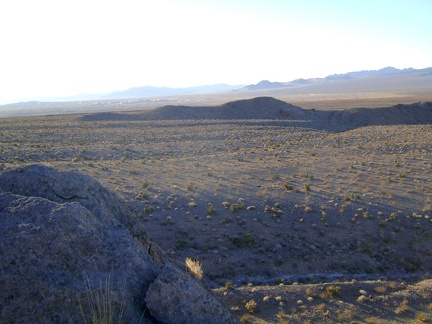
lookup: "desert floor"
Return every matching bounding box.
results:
[1,96,431,323]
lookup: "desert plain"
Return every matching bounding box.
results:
[1,84,432,323]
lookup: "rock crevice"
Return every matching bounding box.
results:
[0,165,236,323]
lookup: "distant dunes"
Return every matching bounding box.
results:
[79,97,432,131]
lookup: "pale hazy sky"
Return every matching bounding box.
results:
[0,0,431,104]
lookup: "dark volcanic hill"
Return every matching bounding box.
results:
[149,97,307,120]
[79,97,307,121]
[80,97,432,132]
[320,102,432,130]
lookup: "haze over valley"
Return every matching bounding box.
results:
[1,66,431,118]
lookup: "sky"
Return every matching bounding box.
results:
[0,0,431,104]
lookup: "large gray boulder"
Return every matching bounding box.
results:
[0,165,235,323]
[0,164,147,240]
[0,192,157,322]
[146,263,237,324]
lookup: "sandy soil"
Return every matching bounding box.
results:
[0,97,431,322]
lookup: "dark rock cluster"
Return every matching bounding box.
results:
[0,165,236,323]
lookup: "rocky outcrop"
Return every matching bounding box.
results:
[145,263,237,324]
[0,164,147,240]
[0,165,235,323]
[0,191,157,322]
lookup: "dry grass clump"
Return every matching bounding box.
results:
[320,285,341,298]
[357,295,369,303]
[373,285,387,294]
[415,312,430,323]
[185,258,203,279]
[79,275,125,324]
[387,281,399,289]
[337,309,356,321]
[224,280,234,290]
[364,317,381,324]
[276,309,286,319]
[239,313,250,323]
[395,299,410,314]
[316,303,326,311]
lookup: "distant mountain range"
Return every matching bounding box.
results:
[103,83,243,100]
[242,66,428,91]
[100,66,432,99]
[2,66,431,107]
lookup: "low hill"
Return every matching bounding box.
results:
[320,102,432,130]
[149,96,307,120]
[80,97,432,131]
[79,97,306,121]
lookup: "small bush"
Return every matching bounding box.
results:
[325,285,341,298]
[362,242,372,254]
[245,299,257,313]
[284,183,294,191]
[244,231,255,247]
[136,191,148,200]
[144,205,154,213]
[305,288,315,297]
[230,203,245,213]
[222,201,230,208]
[207,203,216,215]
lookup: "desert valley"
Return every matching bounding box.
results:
[1,67,432,323]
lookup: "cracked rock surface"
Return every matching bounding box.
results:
[0,165,235,323]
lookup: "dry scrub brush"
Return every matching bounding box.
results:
[185,257,203,279]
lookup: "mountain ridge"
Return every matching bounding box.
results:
[104,83,244,99]
[106,66,429,98]
[1,66,431,111]
[243,66,430,91]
